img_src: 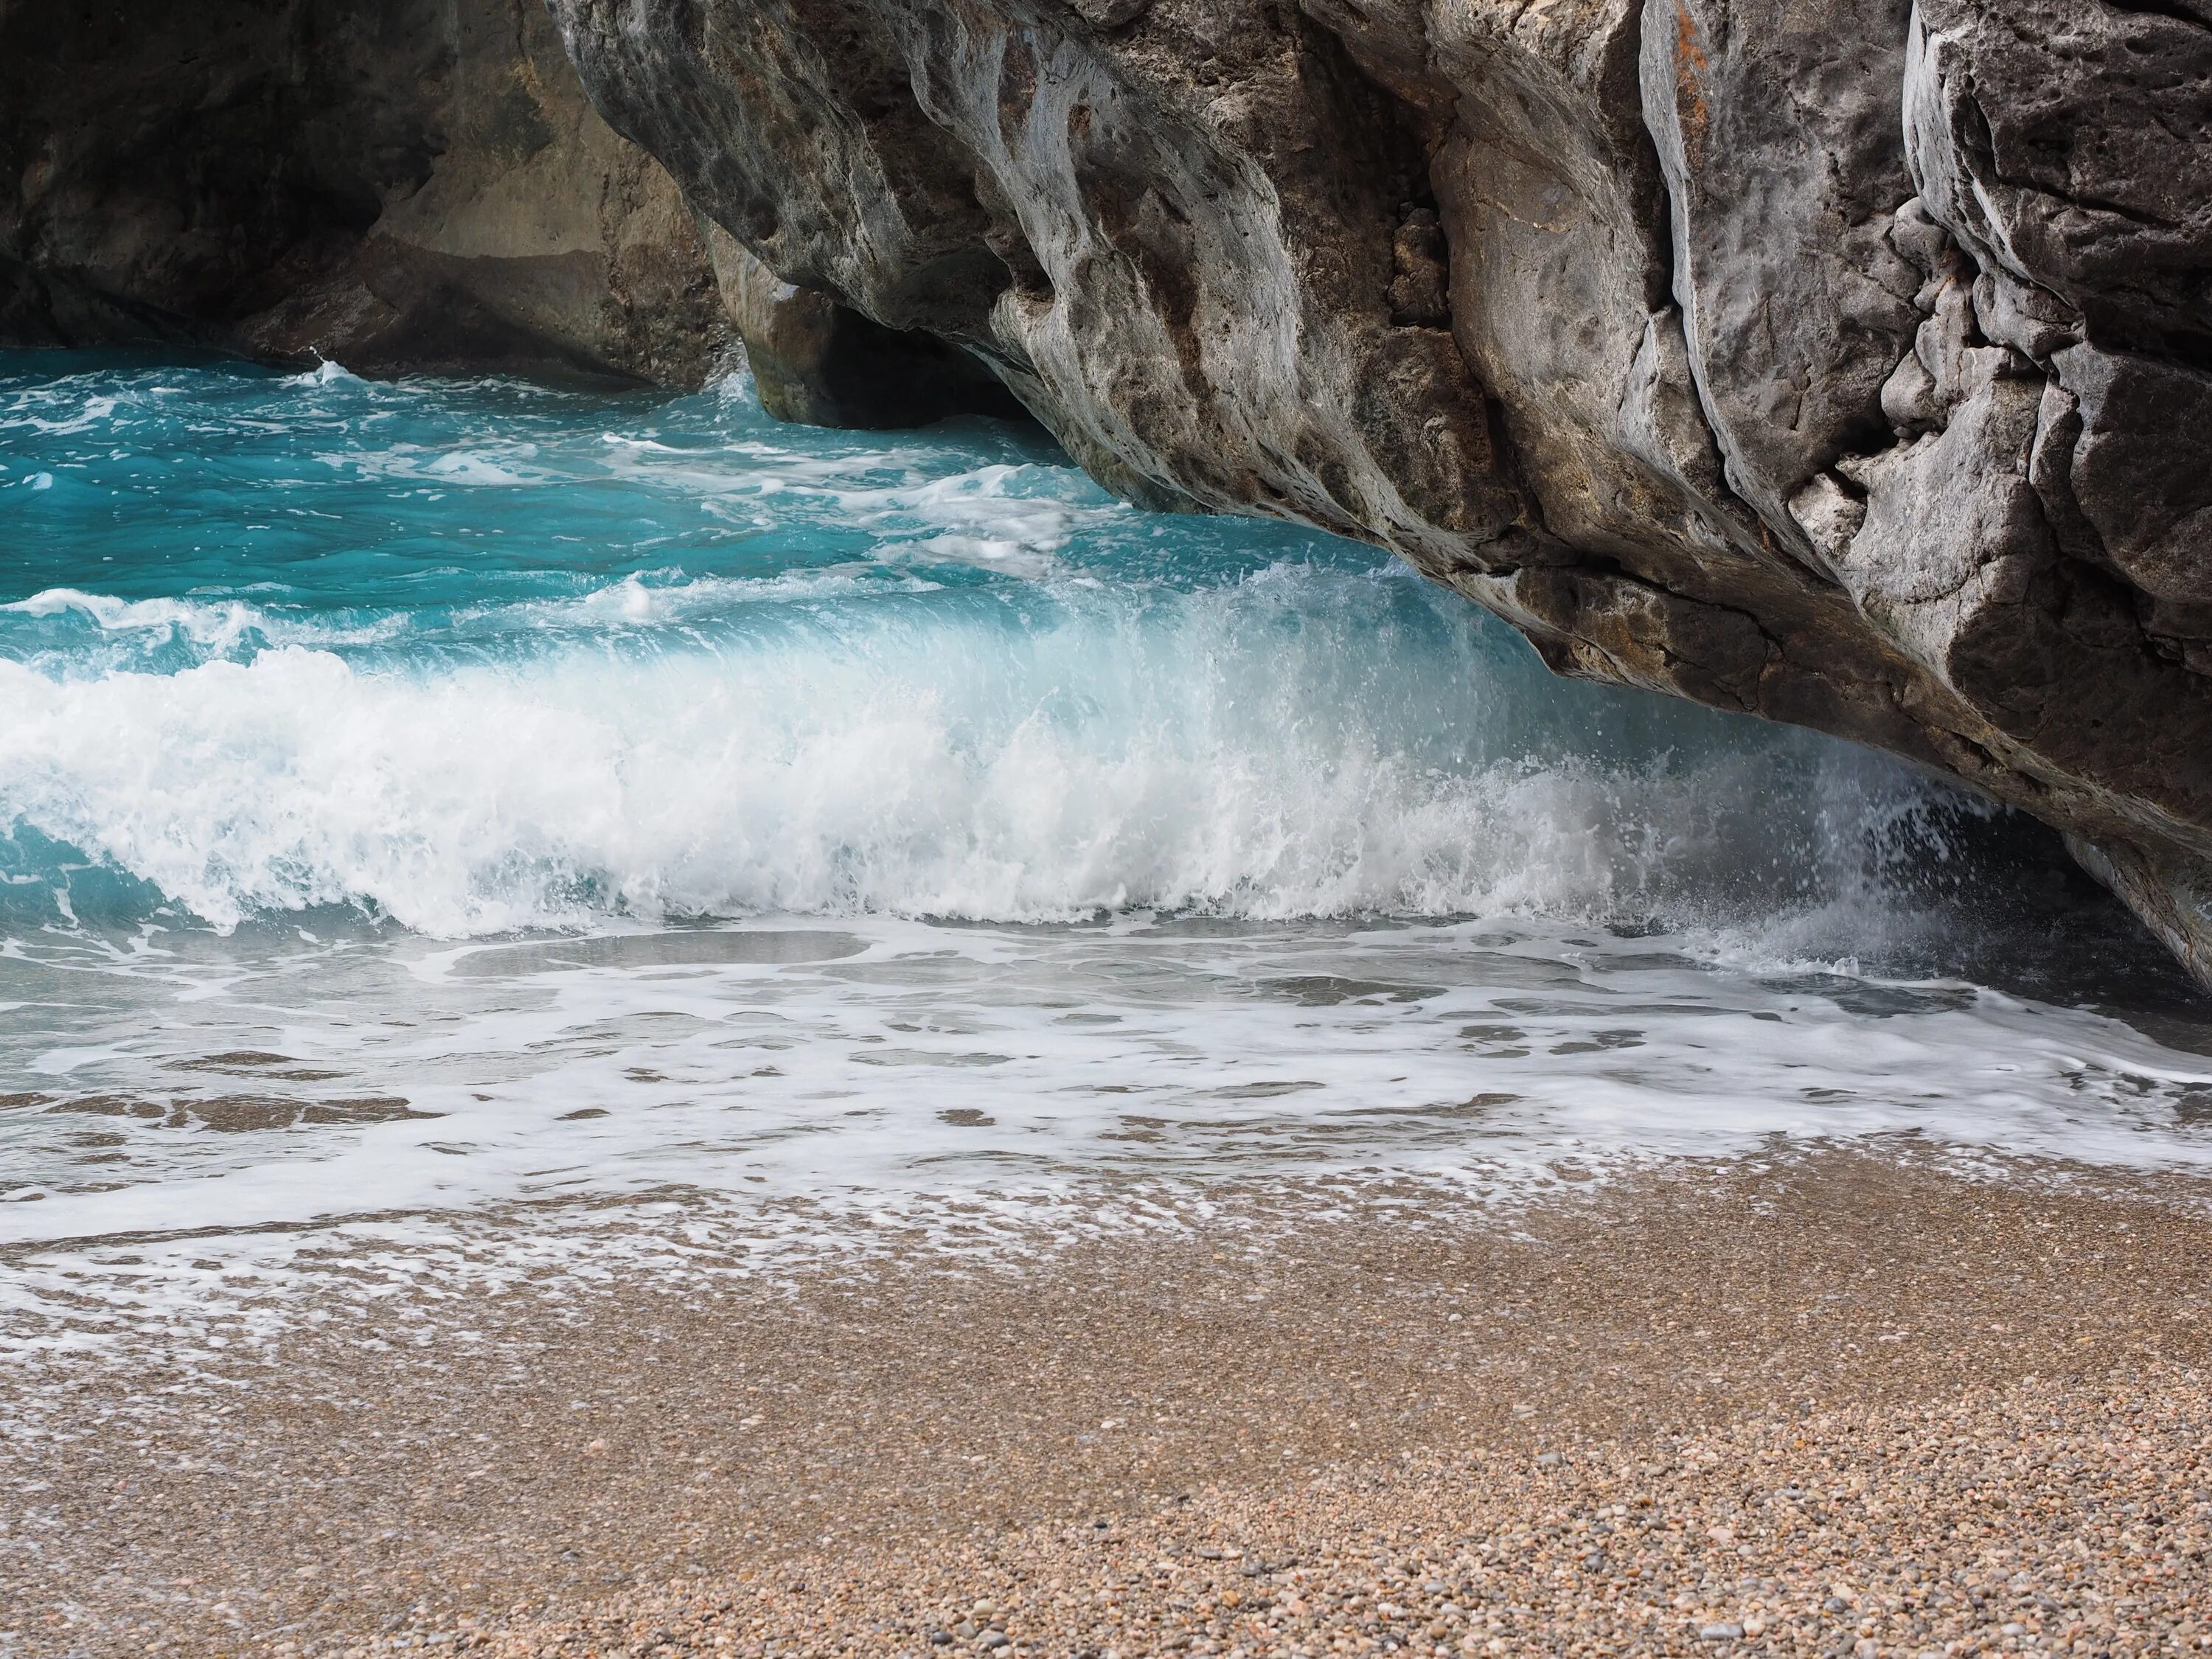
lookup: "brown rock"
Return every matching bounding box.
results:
[0,0,725,384]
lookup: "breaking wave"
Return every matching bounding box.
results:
[0,352,2001,949]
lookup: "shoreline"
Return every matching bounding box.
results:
[5,1149,2211,1656]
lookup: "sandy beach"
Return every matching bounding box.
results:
[5,1147,2210,1658]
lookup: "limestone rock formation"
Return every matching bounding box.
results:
[545,0,2212,974]
[0,0,1039,403]
[0,0,723,382]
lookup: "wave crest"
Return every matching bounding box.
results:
[0,567,1970,939]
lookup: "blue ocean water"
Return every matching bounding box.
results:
[0,351,1880,936]
[3,349,2211,1259]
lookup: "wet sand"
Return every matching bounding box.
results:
[5,1147,2211,1657]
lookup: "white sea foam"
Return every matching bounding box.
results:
[1,585,411,664]
[0,392,119,437]
[4,913,2211,1276]
[493,566,946,630]
[845,462,1110,577]
[0,559,1923,937]
[591,448,1121,573]
[281,358,363,388]
[2,587,264,647]
[7,352,2209,1355]
[322,441,552,487]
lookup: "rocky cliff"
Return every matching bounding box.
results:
[543,0,2212,974]
[0,0,1051,404]
[0,0,726,381]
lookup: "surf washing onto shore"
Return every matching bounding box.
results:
[6,349,2212,1264]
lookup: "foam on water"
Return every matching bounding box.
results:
[0,574,1962,936]
[3,349,2212,1283]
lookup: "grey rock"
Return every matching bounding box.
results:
[1905,0,2212,357]
[540,0,2212,978]
[705,226,1029,427]
[1643,0,1924,547]
[2047,346,2212,608]
[1388,208,1450,327]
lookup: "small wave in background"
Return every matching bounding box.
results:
[2,349,2208,1253]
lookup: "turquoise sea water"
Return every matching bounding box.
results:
[0,351,1889,935]
[4,350,2211,1262]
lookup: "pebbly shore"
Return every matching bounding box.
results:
[477,1366,2210,1658]
[5,1149,2210,1658]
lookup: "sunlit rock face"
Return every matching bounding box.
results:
[546,0,2212,975]
[0,0,726,382]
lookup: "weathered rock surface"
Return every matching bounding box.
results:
[705,223,1028,424]
[0,0,1039,405]
[546,0,2212,975]
[0,0,724,382]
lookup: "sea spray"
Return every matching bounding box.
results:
[0,578,1975,937]
[1,354,1983,942]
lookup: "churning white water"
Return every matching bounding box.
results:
[4,350,2212,1289]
